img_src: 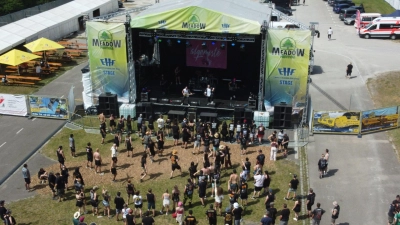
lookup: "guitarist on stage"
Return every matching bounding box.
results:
[181,86,192,106]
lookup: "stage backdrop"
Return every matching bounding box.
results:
[312,110,361,134]
[360,106,399,134]
[186,40,227,69]
[28,96,68,119]
[87,22,129,98]
[0,94,27,116]
[264,30,310,108]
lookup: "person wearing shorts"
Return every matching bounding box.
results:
[111,157,117,182]
[239,134,247,155]
[133,191,143,218]
[86,143,93,169]
[69,134,76,157]
[146,189,156,217]
[193,133,201,154]
[170,150,182,179]
[21,164,31,191]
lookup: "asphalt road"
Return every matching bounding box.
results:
[294,0,400,224]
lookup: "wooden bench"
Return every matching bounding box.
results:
[5,70,17,73]
[7,75,41,81]
[8,80,35,86]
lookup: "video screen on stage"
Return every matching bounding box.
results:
[186,40,227,69]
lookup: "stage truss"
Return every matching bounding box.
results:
[126,14,137,104]
[258,20,268,111]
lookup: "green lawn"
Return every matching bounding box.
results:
[6,127,305,225]
[353,0,394,14]
[367,71,400,160]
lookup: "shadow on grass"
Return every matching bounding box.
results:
[149,172,163,179]
[298,214,310,220]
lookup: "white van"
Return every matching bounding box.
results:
[269,21,300,29]
[354,12,381,29]
[359,17,400,39]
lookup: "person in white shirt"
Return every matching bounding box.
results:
[181,86,191,106]
[214,180,224,215]
[327,27,333,40]
[324,149,330,175]
[110,144,118,158]
[156,115,165,132]
[251,171,265,199]
[204,85,215,105]
[121,203,131,223]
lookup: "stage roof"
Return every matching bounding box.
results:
[130,0,272,35]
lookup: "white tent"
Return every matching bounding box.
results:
[0,0,119,54]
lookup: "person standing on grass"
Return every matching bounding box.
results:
[161,189,171,215]
[175,202,185,225]
[146,189,156,217]
[137,114,143,135]
[55,172,65,202]
[172,185,181,211]
[114,191,125,221]
[56,146,66,169]
[140,153,148,182]
[285,174,299,200]
[61,165,70,190]
[157,114,165,132]
[280,203,290,225]
[184,210,197,225]
[100,123,107,145]
[93,148,103,175]
[189,160,199,185]
[267,202,278,225]
[328,27,333,40]
[109,114,116,133]
[264,189,275,210]
[121,204,130,224]
[86,142,93,169]
[311,203,325,225]
[126,180,135,205]
[125,209,135,225]
[331,201,340,225]
[114,133,120,149]
[256,150,265,168]
[125,133,133,157]
[156,128,165,156]
[102,189,111,219]
[292,196,301,221]
[184,179,195,207]
[90,187,99,216]
[239,133,247,155]
[142,211,155,225]
[193,130,202,155]
[270,138,278,161]
[257,123,265,144]
[111,143,118,158]
[196,170,208,207]
[110,157,118,182]
[263,170,271,195]
[126,115,132,133]
[22,164,31,191]
[172,121,180,146]
[0,200,7,224]
[252,170,265,199]
[133,191,143,218]
[142,131,151,152]
[69,134,76,157]
[232,202,243,225]
[170,150,182,179]
[206,204,217,225]
[282,134,289,157]
[48,172,57,199]
[260,211,273,225]
[75,189,86,215]
[239,179,248,207]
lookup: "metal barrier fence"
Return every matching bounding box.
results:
[0,0,73,26]
[69,113,99,129]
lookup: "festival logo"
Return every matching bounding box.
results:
[278,67,296,76]
[182,14,206,30]
[92,30,122,50]
[186,40,227,69]
[271,37,306,58]
[100,58,116,67]
[158,20,168,29]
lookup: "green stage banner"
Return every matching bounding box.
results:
[264,30,310,108]
[312,111,361,134]
[360,106,399,134]
[130,6,261,34]
[87,22,129,98]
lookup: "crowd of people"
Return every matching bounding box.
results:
[6,112,350,225]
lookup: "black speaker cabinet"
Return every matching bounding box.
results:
[273,105,293,129]
[98,93,118,117]
[234,107,245,123]
[188,108,197,122]
[141,92,149,102]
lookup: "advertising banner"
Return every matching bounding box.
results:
[264,30,311,109]
[360,106,399,133]
[186,40,227,69]
[0,94,27,116]
[87,22,129,98]
[28,96,68,119]
[312,111,361,134]
[130,6,261,34]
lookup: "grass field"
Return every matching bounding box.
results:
[6,127,305,225]
[352,0,394,14]
[367,71,400,159]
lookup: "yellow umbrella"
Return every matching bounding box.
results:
[24,37,65,52]
[0,49,40,66]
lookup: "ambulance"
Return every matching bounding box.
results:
[354,12,381,29]
[358,17,400,39]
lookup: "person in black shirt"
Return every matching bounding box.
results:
[48,172,57,199]
[146,189,156,217]
[256,150,266,168]
[114,191,125,221]
[142,211,155,225]
[205,204,217,225]
[223,146,232,169]
[346,62,353,79]
[240,134,247,155]
[182,126,190,149]
[203,133,211,153]
[264,189,275,209]
[172,121,180,146]
[285,174,299,200]
[55,172,65,202]
[232,203,243,225]
[224,207,233,225]
[100,123,107,145]
[306,188,316,217]
[184,210,197,225]
[125,209,135,225]
[86,142,93,169]
[221,121,228,142]
[267,202,277,225]
[170,150,182,179]
[0,200,7,223]
[280,203,290,224]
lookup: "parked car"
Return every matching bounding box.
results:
[339,8,357,20]
[330,0,352,6]
[275,5,293,16]
[118,1,123,8]
[349,6,365,13]
[344,14,356,25]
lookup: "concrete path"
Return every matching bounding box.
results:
[293,0,400,224]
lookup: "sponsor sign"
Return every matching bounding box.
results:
[28,96,68,119]
[312,111,361,134]
[360,106,399,133]
[0,94,27,116]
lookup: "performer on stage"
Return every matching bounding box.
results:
[175,66,181,85]
[181,86,191,106]
[204,85,215,105]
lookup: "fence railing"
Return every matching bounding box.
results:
[69,113,100,129]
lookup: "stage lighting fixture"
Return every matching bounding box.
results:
[148,38,154,45]
[177,39,181,44]
[158,39,162,43]
[231,42,236,47]
[167,39,172,46]
[240,44,245,50]
[220,43,225,49]
[186,41,191,47]
[211,41,215,45]
[202,42,207,49]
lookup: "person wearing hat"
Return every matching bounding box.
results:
[285,174,299,200]
[170,150,182,179]
[175,202,185,225]
[232,202,243,225]
[73,212,80,225]
[205,203,217,225]
[78,216,87,225]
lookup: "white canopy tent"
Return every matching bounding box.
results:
[0,0,118,54]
